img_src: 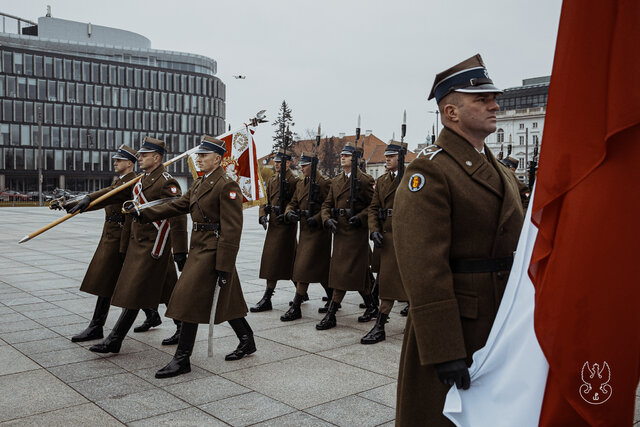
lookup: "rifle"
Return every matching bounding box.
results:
[528,140,539,188]
[306,123,321,217]
[397,110,407,185]
[348,115,362,217]
[275,124,290,217]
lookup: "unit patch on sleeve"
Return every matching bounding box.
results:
[170,185,178,194]
[229,191,237,200]
[408,173,425,192]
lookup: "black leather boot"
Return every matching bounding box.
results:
[318,300,341,313]
[72,296,110,342]
[358,294,379,322]
[400,304,409,317]
[133,308,162,332]
[281,293,304,321]
[250,287,274,312]
[361,313,389,344]
[89,308,138,353]
[226,317,257,360]
[316,301,338,330]
[155,322,197,379]
[321,283,332,302]
[162,320,182,345]
[288,284,309,306]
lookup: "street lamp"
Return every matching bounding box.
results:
[428,110,440,138]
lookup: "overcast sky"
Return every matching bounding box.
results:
[4,0,563,156]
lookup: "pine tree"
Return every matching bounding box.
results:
[319,136,340,178]
[272,100,296,152]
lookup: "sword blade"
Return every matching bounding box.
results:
[207,283,221,358]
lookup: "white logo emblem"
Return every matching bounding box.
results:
[483,69,489,78]
[229,191,237,200]
[579,361,612,405]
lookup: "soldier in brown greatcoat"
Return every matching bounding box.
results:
[136,136,255,378]
[393,55,524,426]
[57,145,163,342]
[281,151,333,320]
[89,137,188,355]
[500,156,531,208]
[317,142,376,330]
[361,143,408,345]
[252,148,299,312]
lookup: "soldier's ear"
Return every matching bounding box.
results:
[443,104,459,123]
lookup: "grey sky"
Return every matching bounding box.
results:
[4,0,562,157]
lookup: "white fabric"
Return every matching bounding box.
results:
[443,189,549,426]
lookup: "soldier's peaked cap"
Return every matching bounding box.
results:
[384,142,407,156]
[274,148,292,162]
[501,156,519,169]
[138,136,166,155]
[340,142,363,157]
[194,135,226,155]
[299,151,317,166]
[112,144,138,163]
[428,54,503,104]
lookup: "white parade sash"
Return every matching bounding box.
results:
[133,180,171,259]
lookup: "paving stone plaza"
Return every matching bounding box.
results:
[1,207,638,426]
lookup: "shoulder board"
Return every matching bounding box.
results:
[162,171,173,181]
[417,144,442,161]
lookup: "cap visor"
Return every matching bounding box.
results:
[193,147,214,154]
[112,154,130,160]
[137,147,156,153]
[384,151,399,156]
[454,84,503,94]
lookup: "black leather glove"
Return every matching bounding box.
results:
[49,199,63,210]
[434,359,471,390]
[173,253,187,272]
[276,213,285,222]
[259,215,268,230]
[306,216,318,227]
[119,252,126,262]
[324,219,338,234]
[348,215,362,227]
[216,270,228,287]
[285,211,300,222]
[370,231,384,248]
[68,195,91,214]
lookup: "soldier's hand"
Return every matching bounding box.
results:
[173,253,187,272]
[348,215,362,227]
[216,270,228,287]
[324,219,338,234]
[306,217,318,227]
[276,213,285,223]
[259,216,268,230]
[285,211,300,223]
[68,195,91,214]
[434,359,471,390]
[370,231,384,248]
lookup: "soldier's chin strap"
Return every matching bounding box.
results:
[122,197,180,215]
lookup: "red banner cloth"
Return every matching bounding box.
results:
[530,0,640,425]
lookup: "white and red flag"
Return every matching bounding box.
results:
[444,0,640,425]
[188,125,266,209]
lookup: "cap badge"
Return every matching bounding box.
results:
[408,173,425,192]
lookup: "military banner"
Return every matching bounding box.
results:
[188,125,266,209]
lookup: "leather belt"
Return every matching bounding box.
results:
[450,255,514,273]
[192,222,220,234]
[105,215,125,223]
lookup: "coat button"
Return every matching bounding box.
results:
[497,271,506,279]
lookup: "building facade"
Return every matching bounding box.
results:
[485,76,549,183]
[0,13,225,194]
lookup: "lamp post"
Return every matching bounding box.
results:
[428,110,440,138]
[37,106,43,206]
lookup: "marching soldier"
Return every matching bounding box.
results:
[89,137,188,354]
[393,55,524,426]
[56,145,160,341]
[136,136,255,378]
[361,143,409,344]
[282,151,332,320]
[253,149,300,312]
[318,142,376,330]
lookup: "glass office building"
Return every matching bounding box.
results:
[0,14,225,193]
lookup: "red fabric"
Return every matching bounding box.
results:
[530,1,640,425]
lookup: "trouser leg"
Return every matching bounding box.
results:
[379,299,394,315]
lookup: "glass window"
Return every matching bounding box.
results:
[101,108,108,127]
[14,101,23,122]
[92,63,100,83]
[137,90,144,109]
[82,61,90,82]
[14,52,23,74]
[74,106,82,126]
[123,131,131,146]
[41,126,50,147]
[55,150,63,169]
[86,84,94,104]
[15,148,24,169]
[118,66,125,85]
[166,72,173,91]
[121,88,128,108]
[107,130,114,149]
[76,83,85,103]
[25,148,35,169]
[67,83,76,103]
[73,60,81,81]
[101,151,109,171]
[49,57,58,78]
[45,103,54,124]
[0,75,3,97]
[115,130,122,147]
[7,75,16,97]
[118,109,125,128]
[101,64,108,84]
[4,147,14,169]
[158,71,165,90]
[80,128,88,148]
[17,77,26,98]
[57,81,65,102]
[153,91,159,110]
[112,87,119,107]
[135,111,142,130]
[55,105,63,124]
[134,69,141,87]
[51,126,60,147]
[61,128,69,148]
[92,107,100,127]
[181,75,187,92]
[45,148,54,168]
[126,67,133,86]
[10,124,20,146]
[65,150,73,170]
[21,125,30,146]
[64,105,72,125]
[26,78,36,99]
[91,151,99,171]
[71,128,79,148]
[151,70,157,89]
[109,109,117,128]
[83,107,91,126]
[98,129,106,149]
[103,87,111,106]
[109,65,117,85]
[2,100,11,122]
[143,69,149,88]
[143,111,150,129]
[196,76,202,94]
[24,54,33,76]
[95,85,102,105]
[3,52,12,74]
[47,80,56,101]
[0,124,8,145]
[74,151,82,170]
[158,112,164,131]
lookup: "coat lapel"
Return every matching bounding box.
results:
[336,172,350,198]
[142,165,164,191]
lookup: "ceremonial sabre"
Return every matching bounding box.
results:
[208,276,223,357]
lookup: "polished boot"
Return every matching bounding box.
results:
[400,304,409,317]
[72,296,110,342]
[89,308,138,353]
[320,284,333,303]
[250,287,274,312]
[281,293,304,321]
[361,313,389,344]
[358,294,379,322]
[316,301,338,330]
[226,318,257,360]
[162,320,182,345]
[155,322,197,379]
[318,300,341,313]
[133,308,162,332]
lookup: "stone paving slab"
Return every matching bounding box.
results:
[0,403,124,427]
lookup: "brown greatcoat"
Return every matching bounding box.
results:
[284,171,332,284]
[77,171,137,298]
[111,165,188,310]
[259,168,299,280]
[320,168,374,291]
[393,127,524,427]
[142,167,248,324]
[368,171,407,301]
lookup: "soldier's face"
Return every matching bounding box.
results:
[196,153,221,174]
[456,92,500,136]
[113,159,133,175]
[137,152,157,171]
[274,161,281,172]
[301,164,311,177]
[385,154,398,171]
[340,154,352,170]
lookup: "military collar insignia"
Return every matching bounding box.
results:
[408,173,425,192]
